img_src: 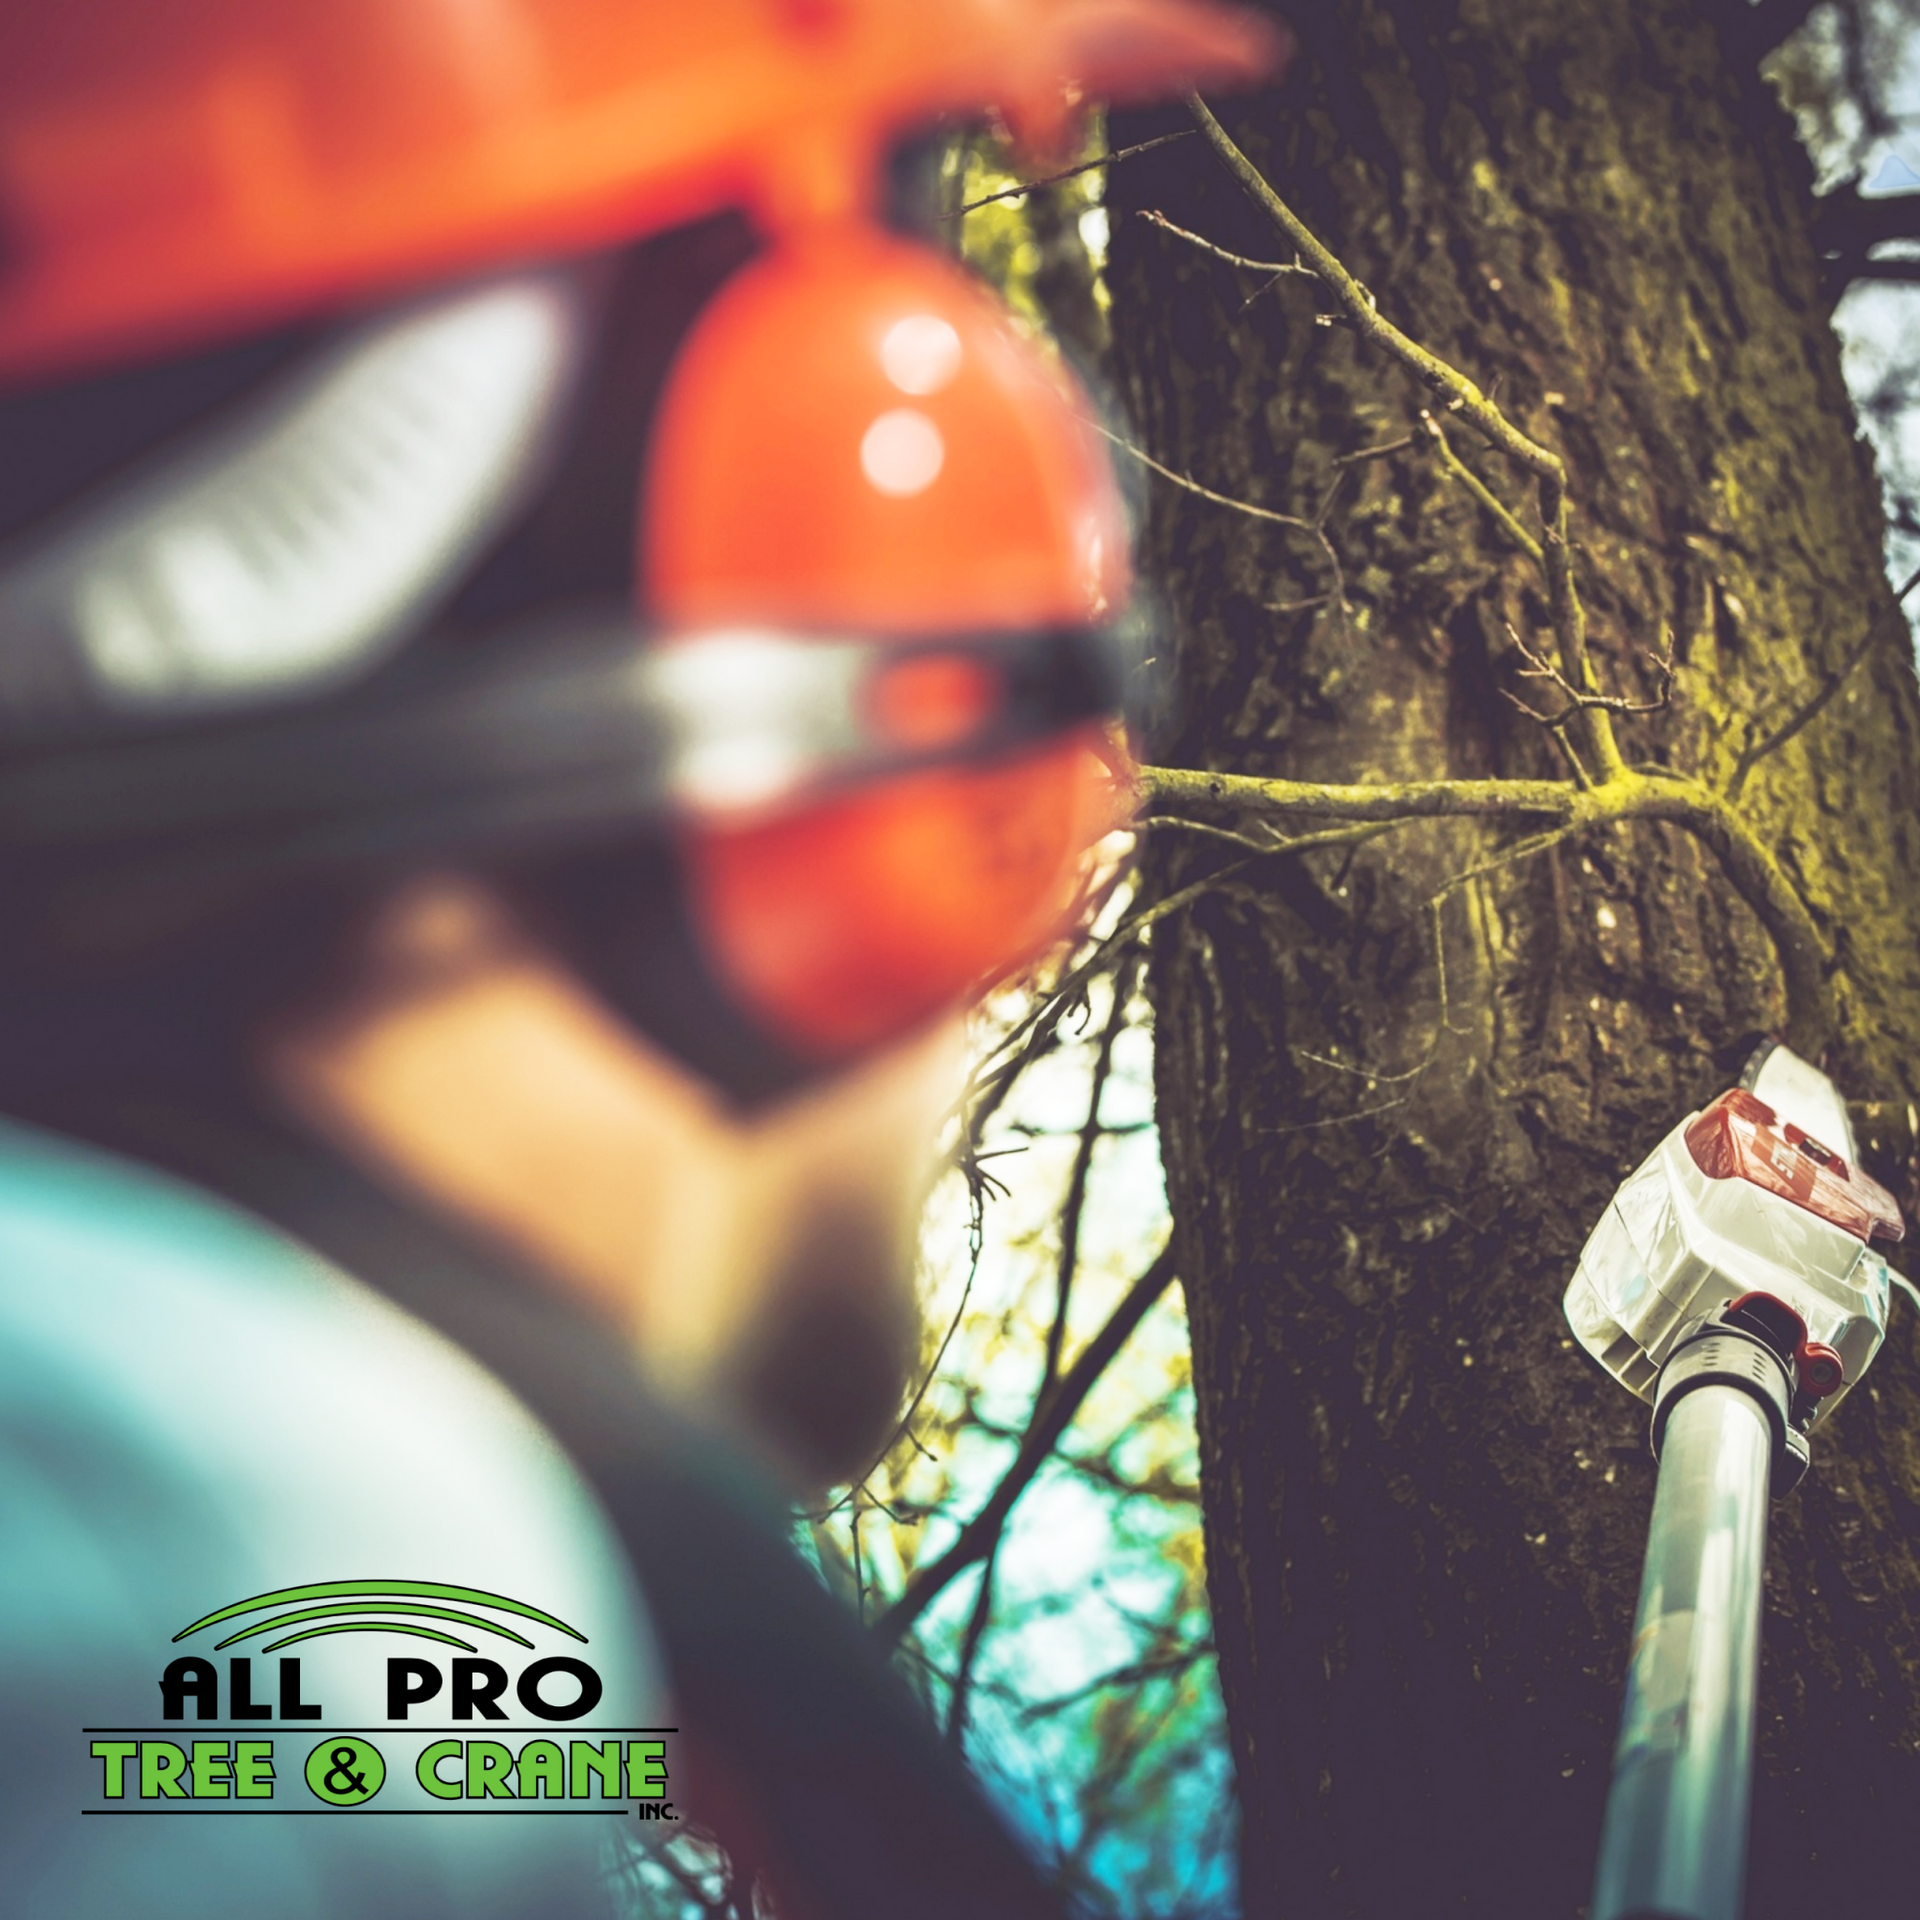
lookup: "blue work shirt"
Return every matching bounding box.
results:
[0,1118,664,1919]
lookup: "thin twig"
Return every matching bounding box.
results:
[945,1547,1000,1747]
[1141,814,1312,852]
[1293,821,1577,1087]
[957,860,1135,1145]
[1433,821,1580,901]
[1295,897,1460,1087]
[1137,208,1316,280]
[945,130,1195,218]
[1186,96,1554,480]
[1259,1093,1433,1135]
[1091,421,1353,633]
[1043,964,1135,1390]
[1420,410,1544,564]
[848,1501,866,1626]
[1020,1641,1218,1722]
[1729,562,1920,796]
[1091,422,1314,531]
[1333,431,1421,467]
[873,1247,1179,1648]
[969,818,1400,1105]
[806,1235,985,1524]
[1502,619,1676,726]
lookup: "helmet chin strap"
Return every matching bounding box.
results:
[0,271,591,735]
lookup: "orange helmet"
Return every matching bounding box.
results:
[645,225,1130,1057]
[0,0,1277,383]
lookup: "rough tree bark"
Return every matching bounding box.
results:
[1104,3,1920,1915]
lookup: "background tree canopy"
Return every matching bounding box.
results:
[619,4,1920,1915]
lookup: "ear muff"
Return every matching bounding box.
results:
[641,225,1131,1062]
[688,729,1115,1057]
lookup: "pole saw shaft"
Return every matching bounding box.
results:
[1568,1044,1905,1920]
[1592,1383,1772,1920]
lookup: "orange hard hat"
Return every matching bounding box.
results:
[644,226,1131,1058]
[0,0,1279,384]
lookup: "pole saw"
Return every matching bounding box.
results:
[1565,1041,1908,1920]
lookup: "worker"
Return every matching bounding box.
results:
[0,3,1278,1915]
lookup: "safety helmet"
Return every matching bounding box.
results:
[0,0,1283,1085]
[0,0,1276,384]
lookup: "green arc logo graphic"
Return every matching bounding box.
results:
[174,1581,588,1655]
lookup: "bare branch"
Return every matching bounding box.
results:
[1430,822,1580,902]
[962,939,1121,1143]
[1295,897,1458,1088]
[956,857,1136,1147]
[1333,431,1421,467]
[1091,421,1353,633]
[1187,93,1618,780]
[1185,96,1558,485]
[1145,763,1581,824]
[965,821,1397,1124]
[874,1247,1179,1648]
[1141,762,1831,1052]
[806,1168,995,1525]
[1297,822,1579,1092]
[945,1547,1000,1747]
[848,1500,866,1625]
[1140,814,1323,852]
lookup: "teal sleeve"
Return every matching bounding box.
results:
[0,1119,661,1919]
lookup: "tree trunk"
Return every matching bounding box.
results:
[1104,4,1920,1915]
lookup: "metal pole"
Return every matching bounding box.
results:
[1591,1382,1773,1920]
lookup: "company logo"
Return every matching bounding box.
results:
[83,1579,676,1821]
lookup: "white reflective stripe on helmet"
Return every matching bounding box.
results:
[0,274,588,721]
